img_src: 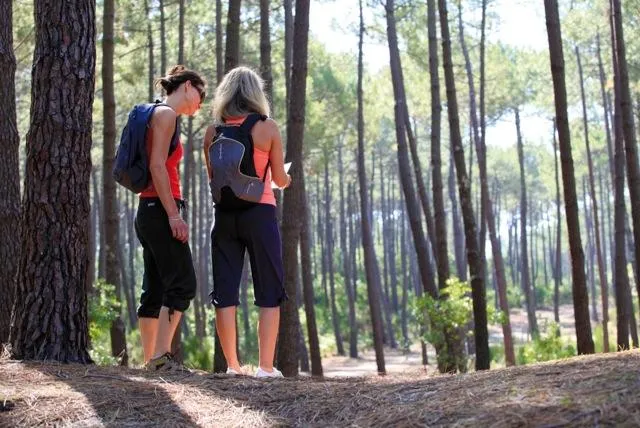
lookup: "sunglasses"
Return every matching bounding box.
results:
[190,81,206,103]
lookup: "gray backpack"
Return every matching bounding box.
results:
[208,113,269,211]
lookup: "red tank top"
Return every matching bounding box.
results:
[140,126,183,199]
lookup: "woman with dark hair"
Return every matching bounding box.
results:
[136,65,206,371]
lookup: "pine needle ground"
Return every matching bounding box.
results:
[1,350,639,427]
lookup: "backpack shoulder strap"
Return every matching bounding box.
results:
[239,113,268,136]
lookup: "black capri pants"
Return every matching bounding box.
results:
[135,197,197,318]
[210,203,288,308]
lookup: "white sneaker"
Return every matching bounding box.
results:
[226,368,240,375]
[255,367,284,378]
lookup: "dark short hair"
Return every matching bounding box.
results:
[154,65,206,96]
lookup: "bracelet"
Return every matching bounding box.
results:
[168,215,182,222]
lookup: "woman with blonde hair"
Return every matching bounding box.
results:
[204,66,291,378]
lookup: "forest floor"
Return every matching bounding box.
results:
[2,350,639,427]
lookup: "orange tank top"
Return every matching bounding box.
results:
[140,126,183,199]
[224,116,276,206]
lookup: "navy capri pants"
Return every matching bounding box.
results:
[210,203,288,308]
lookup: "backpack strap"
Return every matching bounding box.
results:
[239,113,268,137]
[150,100,180,156]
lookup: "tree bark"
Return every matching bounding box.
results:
[338,146,358,358]
[159,0,167,73]
[224,0,241,73]
[358,0,385,374]
[427,0,449,294]
[144,0,154,102]
[449,152,467,281]
[544,0,594,354]
[259,0,273,113]
[0,0,20,345]
[102,0,128,367]
[515,108,538,338]
[438,0,489,371]
[576,46,609,351]
[277,0,310,377]
[475,0,514,366]
[10,0,96,362]
[216,0,223,84]
[324,155,345,356]
[552,123,562,325]
[300,191,323,376]
[611,0,640,315]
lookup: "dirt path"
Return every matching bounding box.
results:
[322,304,596,377]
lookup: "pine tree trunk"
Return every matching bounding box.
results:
[216,0,223,83]
[438,0,489,371]
[449,152,467,281]
[260,0,273,112]
[284,0,293,105]
[552,124,562,324]
[300,191,323,376]
[544,0,594,354]
[0,0,20,345]
[224,0,241,73]
[324,156,345,356]
[277,0,310,377]
[427,0,449,295]
[515,108,538,338]
[102,0,127,366]
[144,0,154,101]
[159,0,167,74]
[611,0,640,315]
[338,146,358,358]
[576,46,609,349]
[358,0,385,374]
[10,0,96,362]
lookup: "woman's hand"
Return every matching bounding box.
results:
[168,215,189,243]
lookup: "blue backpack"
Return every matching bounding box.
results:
[113,101,178,193]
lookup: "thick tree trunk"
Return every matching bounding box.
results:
[358,0,385,374]
[0,0,20,345]
[277,0,310,377]
[515,108,538,338]
[576,46,609,350]
[544,0,594,354]
[10,0,96,362]
[224,0,241,73]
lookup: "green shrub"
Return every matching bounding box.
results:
[88,279,120,366]
[516,323,575,365]
[414,277,472,370]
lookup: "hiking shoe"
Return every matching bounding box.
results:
[145,352,191,372]
[255,367,284,378]
[226,367,240,375]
